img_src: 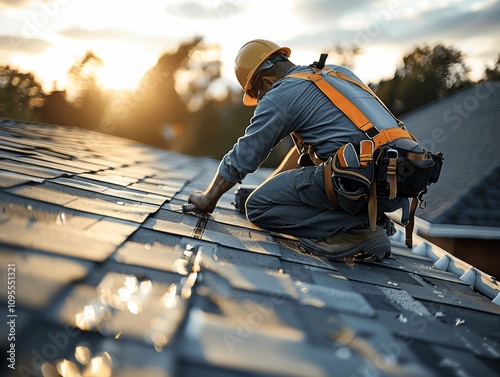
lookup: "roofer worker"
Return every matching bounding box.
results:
[188,39,441,261]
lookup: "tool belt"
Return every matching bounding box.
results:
[299,136,443,248]
[324,138,442,232]
[287,56,444,248]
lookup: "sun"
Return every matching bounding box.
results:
[12,38,161,93]
[94,60,142,92]
[91,42,160,92]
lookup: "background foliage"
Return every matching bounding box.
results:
[0,38,498,167]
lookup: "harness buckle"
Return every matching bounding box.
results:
[310,53,328,70]
[387,148,398,159]
[386,148,399,199]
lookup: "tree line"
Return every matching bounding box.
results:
[1,37,499,166]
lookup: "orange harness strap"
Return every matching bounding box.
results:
[325,70,404,128]
[286,70,415,145]
[372,128,416,148]
[289,72,375,133]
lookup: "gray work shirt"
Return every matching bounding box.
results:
[218,64,400,183]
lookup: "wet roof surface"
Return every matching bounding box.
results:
[1,119,499,377]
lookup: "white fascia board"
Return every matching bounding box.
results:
[388,209,500,239]
[415,217,500,239]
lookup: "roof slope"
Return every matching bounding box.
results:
[400,82,500,226]
[1,119,499,377]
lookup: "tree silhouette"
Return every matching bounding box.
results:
[328,44,361,69]
[39,51,109,129]
[483,53,500,82]
[0,65,45,121]
[36,38,223,150]
[66,51,103,104]
[175,42,222,112]
[375,45,471,115]
[107,37,214,148]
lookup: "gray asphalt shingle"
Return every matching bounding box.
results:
[1,119,499,377]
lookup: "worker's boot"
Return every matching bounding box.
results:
[299,225,390,262]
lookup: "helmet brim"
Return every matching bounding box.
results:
[243,92,258,106]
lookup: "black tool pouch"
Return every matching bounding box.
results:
[398,155,434,197]
[375,139,442,198]
[331,142,374,215]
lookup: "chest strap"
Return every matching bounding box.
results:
[286,69,416,147]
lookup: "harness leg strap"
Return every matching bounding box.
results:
[400,198,410,225]
[387,156,398,199]
[405,197,419,248]
[368,181,377,231]
[323,159,340,209]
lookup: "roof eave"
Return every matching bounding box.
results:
[415,216,500,240]
[389,209,500,239]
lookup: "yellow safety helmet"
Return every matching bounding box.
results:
[235,39,291,106]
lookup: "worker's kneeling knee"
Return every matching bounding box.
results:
[244,194,261,224]
[244,199,256,220]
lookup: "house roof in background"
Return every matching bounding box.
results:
[401,82,500,231]
[1,119,499,377]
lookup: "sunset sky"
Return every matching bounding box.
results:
[0,0,499,93]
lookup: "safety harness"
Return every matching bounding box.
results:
[287,54,443,248]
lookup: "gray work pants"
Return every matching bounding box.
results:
[245,164,403,240]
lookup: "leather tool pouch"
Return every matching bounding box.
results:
[331,141,374,215]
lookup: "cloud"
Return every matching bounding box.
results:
[292,0,378,21]
[165,0,245,20]
[0,0,30,7]
[287,1,500,51]
[0,35,52,54]
[58,27,181,49]
[329,1,500,50]
[285,0,408,50]
[395,1,500,43]
[282,1,500,83]
[58,27,135,40]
